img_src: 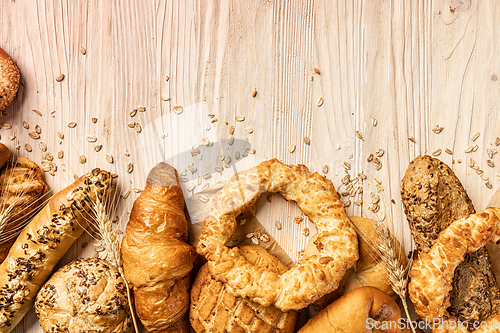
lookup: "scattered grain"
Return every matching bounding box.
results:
[56,74,65,82]
[235,115,245,122]
[24,144,32,152]
[344,200,351,207]
[92,118,98,123]
[495,137,500,146]
[288,144,296,153]
[481,174,489,181]
[32,109,43,116]
[260,234,270,242]
[487,159,495,168]
[244,127,253,134]
[367,154,374,162]
[432,149,442,157]
[173,106,183,115]
[86,135,97,143]
[94,145,103,152]
[8,135,15,140]
[39,142,47,152]
[1,124,11,129]
[303,228,310,237]
[133,188,141,193]
[67,121,77,128]
[472,144,479,152]
[464,145,474,153]
[372,118,378,126]
[355,131,364,141]
[294,216,303,224]
[486,181,493,189]
[79,155,86,164]
[432,125,444,134]
[316,98,324,107]
[129,109,137,117]
[251,90,257,97]
[408,136,416,143]
[303,137,311,145]
[28,131,40,139]
[106,154,114,164]
[445,148,453,155]
[376,149,385,157]
[57,151,64,159]
[471,132,481,141]
[135,123,142,133]
[22,121,29,129]
[313,67,321,74]
[137,105,146,112]
[127,163,134,173]
[187,183,196,192]
[322,165,329,174]
[354,200,363,206]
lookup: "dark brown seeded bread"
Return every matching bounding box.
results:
[401,155,500,323]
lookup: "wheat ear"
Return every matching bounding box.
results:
[87,192,139,333]
[373,220,415,333]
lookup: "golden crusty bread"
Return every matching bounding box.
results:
[0,157,48,263]
[298,286,421,333]
[190,245,298,333]
[121,162,198,332]
[197,158,358,311]
[306,216,407,310]
[0,168,112,333]
[0,143,10,170]
[408,207,500,322]
[0,47,20,112]
[34,258,134,332]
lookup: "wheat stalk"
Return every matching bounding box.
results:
[85,190,139,333]
[372,220,416,333]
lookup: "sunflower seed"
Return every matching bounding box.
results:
[133,123,142,133]
[173,106,183,114]
[94,145,103,152]
[288,144,296,153]
[317,98,324,107]
[471,132,480,141]
[67,122,77,128]
[432,149,442,157]
[86,135,97,143]
[198,194,209,203]
[56,74,65,82]
[127,163,134,173]
[235,115,245,122]
[39,142,47,152]
[275,221,282,230]
[372,118,378,126]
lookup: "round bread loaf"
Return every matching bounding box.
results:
[0,47,20,112]
[190,245,298,333]
[305,216,407,310]
[34,258,134,333]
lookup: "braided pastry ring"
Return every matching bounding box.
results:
[408,207,500,324]
[196,159,359,311]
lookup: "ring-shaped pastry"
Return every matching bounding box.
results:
[196,159,359,311]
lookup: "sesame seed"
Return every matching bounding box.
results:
[487,159,495,168]
[303,228,310,237]
[322,165,329,174]
[57,131,64,139]
[229,126,235,135]
[35,125,42,134]
[161,96,170,101]
[275,221,282,230]
[376,148,385,157]
[137,105,146,112]
[486,181,493,189]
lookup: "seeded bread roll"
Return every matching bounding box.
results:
[0,168,113,332]
[0,157,48,263]
[401,155,500,323]
[0,143,10,171]
[34,258,134,332]
[0,47,20,112]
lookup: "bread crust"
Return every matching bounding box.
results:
[197,159,358,311]
[121,162,197,332]
[0,47,20,112]
[0,168,112,332]
[408,207,500,322]
[190,245,298,333]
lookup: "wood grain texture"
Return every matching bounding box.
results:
[0,0,499,331]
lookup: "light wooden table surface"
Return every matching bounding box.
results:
[1,0,500,332]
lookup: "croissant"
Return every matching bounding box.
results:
[0,157,48,263]
[121,162,198,332]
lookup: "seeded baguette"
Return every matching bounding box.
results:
[0,168,113,332]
